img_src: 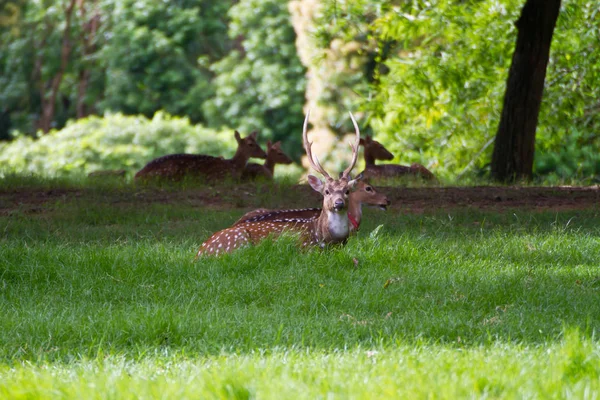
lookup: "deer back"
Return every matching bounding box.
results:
[196,218,316,257]
[359,135,436,181]
[233,207,321,226]
[134,154,238,181]
[359,163,436,181]
[240,163,273,181]
[135,130,266,181]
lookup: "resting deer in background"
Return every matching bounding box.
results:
[196,111,361,257]
[134,131,267,181]
[241,140,293,181]
[358,134,436,181]
[233,179,390,233]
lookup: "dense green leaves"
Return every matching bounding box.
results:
[1,0,599,181]
[203,0,306,159]
[316,0,600,181]
[0,113,237,177]
[98,0,232,122]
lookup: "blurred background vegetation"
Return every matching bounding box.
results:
[0,0,598,182]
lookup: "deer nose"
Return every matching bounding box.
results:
[334,199,345,211]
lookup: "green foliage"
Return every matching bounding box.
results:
[317,0,600,181]
[203,0,306,159]
[367,0,522,179]
[99,0,233,122]
[0,112,237,177]
[534,1,600,182]
[0,0,234,138]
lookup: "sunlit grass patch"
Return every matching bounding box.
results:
[1,332,599,399]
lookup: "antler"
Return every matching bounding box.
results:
[302,110,332,180]
[340,111,361,180]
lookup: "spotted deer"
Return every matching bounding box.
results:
[134,131,267,181]
[241,140,293,181]
[196,111,361,257]
[232,179,390,232]
[358,134,436,181]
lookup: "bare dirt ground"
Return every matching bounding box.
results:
[1,184,599,216]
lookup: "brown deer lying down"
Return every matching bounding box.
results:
[358,135,436,181]
[241,140,293,181]
[232,179,390,232]
[135,131,267,181]
[196,111,361,257]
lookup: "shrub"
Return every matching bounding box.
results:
[0,112,238,177]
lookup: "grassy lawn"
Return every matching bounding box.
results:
[1,180,600,398]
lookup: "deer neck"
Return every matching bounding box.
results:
[364,152,376,166]
[313,208,350,244]
[231,148,250,169]
[263,157,276,174]
[347,198,362,230]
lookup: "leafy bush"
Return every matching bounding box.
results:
[0,112,238,177]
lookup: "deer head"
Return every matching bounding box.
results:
[232,131,267,168]
[303,111,361,214]
[341,173,390,211]
[303,110,361,242]
[359,134,394,165]
[265,140,293,167]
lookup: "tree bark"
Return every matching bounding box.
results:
[490,0,561,182]
[38,0,77,133]
[76,0,100,119]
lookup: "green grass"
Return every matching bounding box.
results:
[1,179,600,398]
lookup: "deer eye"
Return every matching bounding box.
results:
[325,190,330,195]
[345,190,350,195]
[249,143,254,147]
[365,186,372,192]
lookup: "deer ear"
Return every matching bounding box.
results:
[234,131,241,142]
[307,175,324,193]
[366,134,372,142]
[250,131,258,140]
[359,138,366,146]
[274,141,282,147]
[267,140,272,148]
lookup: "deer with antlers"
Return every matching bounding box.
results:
[134,131,267,182]
[241,140,293,181]
[233,178,389,232]
[196,111,362,257]
[358,134,436,181]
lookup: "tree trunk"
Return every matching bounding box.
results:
[490,0,561,182]
[76,0,100,119]
[38,0,77,133]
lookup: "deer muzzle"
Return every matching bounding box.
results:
[333,198,345,212]
[379,199,391,210]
